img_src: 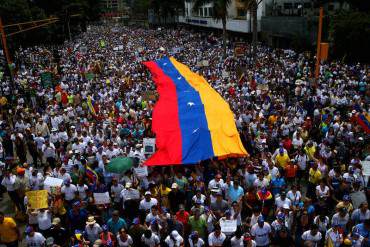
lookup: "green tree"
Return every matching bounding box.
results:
[191,0,231,58]
[150,0,183,24]
[330,11,370,63]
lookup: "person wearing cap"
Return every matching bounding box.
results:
[139,191,158,212]
[164,230,184,247]
[301,224,322,247]
[210,191,229,214]
[325,224,343,247]
[274,147,290,169]
[99,224,115,247]
[49,217,67,247]
[250,216,272,247]
[336,194,354,213]
[25,225,46,247]
[120,182,140,219]
[68,201,88,232]
[168,183,186,213]
[85,216,103,244]
[107,210,127,235]
[256,187,273,217]
[271,213,286,236]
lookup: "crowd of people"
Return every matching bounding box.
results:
[0,23,369,247]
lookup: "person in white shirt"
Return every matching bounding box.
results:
[25,226,46,247]
[301,224,322,247]
[2,170,25,212]
[76,180,89,200]
[61,179,77,202]
[37,208,52,230]
[111,178,124,204]
[208,225,226,247]
[117,228,133,247]
[164,230,184,247]
[188,231,205,247]
[275,192,292,209]
[141,229,160,247]
[208,174,224,191]
[250,216,272,247]
[139,191,158,212]
[325,225,343,247]
[42,140,56,167]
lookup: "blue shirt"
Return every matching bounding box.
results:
[228,185,244,202]
[107,217,127,235]
[271,178,285,196]
[354,223,370,244]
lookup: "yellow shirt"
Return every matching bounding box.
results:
[275,153,290,169]
[309,168,322,184]
[0,217,18,243]
[304,146,316,160]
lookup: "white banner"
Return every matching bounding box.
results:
[94,192,111,205]
[220,219,237,233]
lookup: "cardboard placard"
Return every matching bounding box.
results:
[134,166,148,177]
[44,177,63,193]
[25,190,48,209]
[220,219,237,233]
[361,161,370,176]
[222,70,229,79]
[143,138,156,155]
[93,192,111,205]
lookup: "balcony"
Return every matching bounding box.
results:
[179,15,258,33]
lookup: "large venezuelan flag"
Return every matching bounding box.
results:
[143,57,247,166]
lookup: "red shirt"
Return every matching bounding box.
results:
[175,211,189,225]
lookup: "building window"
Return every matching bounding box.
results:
[199,8,203,16]
[204,7,208,17]
[208,7,213,17]
[284,3,293,9]
[303,2,311,8]
[237,8,246,17]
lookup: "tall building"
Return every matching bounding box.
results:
[178,0,349,48]
[179,0,266,33]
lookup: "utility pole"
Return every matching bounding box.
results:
[314,7,323,86]
[0,17,12,70]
